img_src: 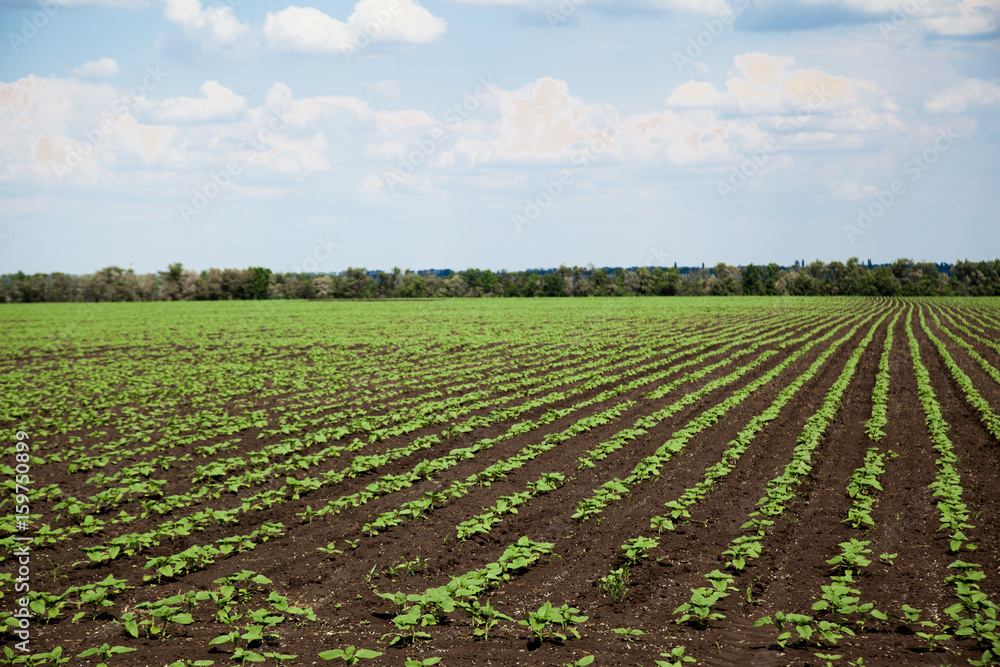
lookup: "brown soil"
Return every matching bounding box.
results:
[3,299,998,667]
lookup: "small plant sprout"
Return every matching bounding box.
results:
[900,603,922,626]
[879,552,898,566]
[75,643,137,666]
[620,536,658,566]
[613,626,645,642]
[814,653,842,666]
[31,646,70,666]
[518,602,588,643]
[318,542,343,556]
[562,656,595,667]
[456,597,513,641]
[404,658,442,667]
[318,645,383,663]
[599,568,630,604]
[655,646,697,666]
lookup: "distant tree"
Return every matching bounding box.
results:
[220,268,252,299]
[398,270,427,298]
[591,268,612,296]
[542,272,566,296]
[248,267,272,300]
[709,263,741,295]
[195,268,224,300]
[159,262,184,301]
[858,265,900,296]
[87,266,141,302]
[314,275,335,298]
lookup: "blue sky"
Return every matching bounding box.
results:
[1,0,997,274]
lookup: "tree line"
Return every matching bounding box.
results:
[2,258,999,303]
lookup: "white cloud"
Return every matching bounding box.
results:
[925,78,1000,114]
[348,0,447,43]
[263,6,353,54]
[493,77,612,160]
[829,179,881,200]
[162,0,252,50]
[0,75,175,185]
[666,80,729,108]
[38,0,152,6]
[154,80,247,122]
[264,0,446,56]
[69,57,120,78]
[919,0,1000,36]
[450,0,729,14]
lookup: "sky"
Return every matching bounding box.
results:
[0,0,998,275]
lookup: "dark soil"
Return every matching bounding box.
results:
[2,299,997,667]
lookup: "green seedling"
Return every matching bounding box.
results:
[562,656,595,667]
[29,646,70,666]
[456,597,513,641]
[674,587,727,628]
[826,539,872,573]
[655,646,697,666]
[317,542,343,556]
[915,622,952,652]
[599,568,630,604]
[318,646,383,663]
[620,537,658,566]
[76,643,136,667]
[382,606,435,646]
[404,658,442,667]
[263,654,297,663]
[613,627,645,642]
[519,602,588,643]
[755,611,815,649]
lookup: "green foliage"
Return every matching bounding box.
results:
[518,602,588,643]
[655,646,697,666]
[318,646,383,664]
[599,568,630,605]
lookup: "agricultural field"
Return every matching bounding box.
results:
[1,297,999,667]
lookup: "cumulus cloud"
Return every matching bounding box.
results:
[153,80,247,122]
[41,0,151,6]
[68,57,120,78]
[264,0,446,55]
[0,75,175,185]
[919,0,999,36]
[162,0,252,50]
[724,53,852,112]
[493,77,614,160]
[666,80,730,108]
[450,0,729,14]
[925,78,1000,114]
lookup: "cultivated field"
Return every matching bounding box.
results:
[1,297,998,666]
